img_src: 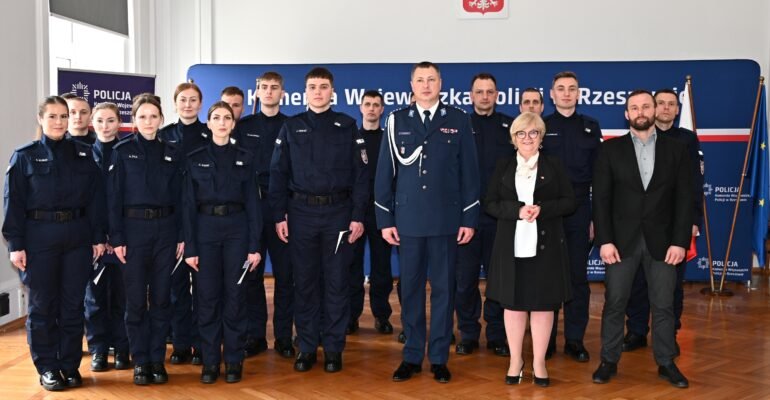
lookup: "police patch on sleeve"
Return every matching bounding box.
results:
[360,149,368,164]
[275,138,282,146]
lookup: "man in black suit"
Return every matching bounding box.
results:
[591,90,692,388]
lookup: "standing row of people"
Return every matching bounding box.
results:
[3,62,702,392]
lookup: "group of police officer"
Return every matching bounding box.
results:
[4,61,703,391]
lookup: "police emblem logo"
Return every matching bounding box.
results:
[440,108,447,117]
[360,149,368,164]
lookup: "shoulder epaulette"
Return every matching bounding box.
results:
[14,141,39,152]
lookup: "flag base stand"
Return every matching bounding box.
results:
[699,287,734,297]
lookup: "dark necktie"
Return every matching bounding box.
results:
[423,110,431,132]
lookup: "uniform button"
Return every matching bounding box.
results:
[424,140,428,144]
[422,185,427,190]
[422,170,427,174]
[541,230,545,235]
[539,245,545,250]
[422,154,427,159]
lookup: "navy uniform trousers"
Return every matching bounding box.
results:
[121,216,177,365]
[245,196,294,342]
[170,247,198,352]
[289,199,354,353]
[21,220,92,374]
[195,213,250,364]
[349,203,393,322]
[84,258,128,354]
[400,234,457,365]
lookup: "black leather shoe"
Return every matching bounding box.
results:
[91,353,109,372]
[533,375,550,387]
[191,348,203,365]
[114,352,130,370]
[225,362,243,383]
[39,370,66,391]
[170,348,192,364]
[564,341,590,362]
[592,361,617,384]
[61,369,82,388]
[323,352,342,373]
[133,364,152,386]
[430,364,451,383]
[455,339,479,355]
[200,364,220,384]
[487,340,510,357]
[392,361,422,381]
[658,363,689,388]
[150,363,168,384]
[505,360,524,385]
[375,318,394,334]
[294,352,317,372]
[621,332,648,352]
[244,338,268,357]
[275,338,296,358]
[397,331,406,343]
[545,339,556,360]
[345,319,359,335]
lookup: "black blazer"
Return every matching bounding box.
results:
[592,133,693,261]
[483,154,576,307]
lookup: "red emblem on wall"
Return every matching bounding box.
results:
[463,0,505,14]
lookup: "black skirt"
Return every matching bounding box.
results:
[499,255,567,312]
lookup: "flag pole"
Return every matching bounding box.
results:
[717,76,764,294]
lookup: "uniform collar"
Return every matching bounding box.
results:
[416,101,440,121]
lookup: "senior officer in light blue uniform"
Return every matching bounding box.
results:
[269,67,369,374]
[375,62,480,384]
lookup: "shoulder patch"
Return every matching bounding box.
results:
[333,113,356,128]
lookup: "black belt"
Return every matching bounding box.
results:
[291,191,350,206]
[198,203,244,216]
[27,208,85,222]
[124,206,174,219]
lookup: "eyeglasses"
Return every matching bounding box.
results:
[514,130,541,139]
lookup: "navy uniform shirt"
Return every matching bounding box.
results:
[182,141,262,257]
[93,138,118,177]
[542,111,603,194]
[3,135,106,251]
[374,103,481,236]
[66,130,97,145]
[471,111,516,225]
[360,126,384,189]
[233,112,288,188]
[658,125,704,226]
[159,119,210,156]
[107,134,183,246]
[269,108,370,223]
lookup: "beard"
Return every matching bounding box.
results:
[630,116,654,131]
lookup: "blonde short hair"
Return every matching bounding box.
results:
[509,112,545,143]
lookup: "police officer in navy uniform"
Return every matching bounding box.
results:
[541,71,602,362]
[519,87,545,116]
[348,90,394,335]
[3,96,106,391]
[232,73,295,358]
[377,62,481,384]
[159,82,208,366]
[62,94,97,144]
[269,67,369,373]
[84,102,130,372]
[108,93,185,385]
[621,88,704,354]
[220,86,246,120]
[183,102,263,384]
[454,73,515,357]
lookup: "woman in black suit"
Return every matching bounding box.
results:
[485,112,576,387]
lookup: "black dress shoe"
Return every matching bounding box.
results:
[294,352,317,372]
[621,332,648,352]
[397,331,406,343]
[545,339,556,360]
[133,364,152,386]
[200,364,220,384]
[564,341,590,362]
[150,363,168,384]
[533,375,550,387]
[39,370,66,391]
[170,348,192,364]
[455,339,479,355]
[91,352,109,372]
[392,361,422,381]
[430,364,451,383]
[244,338,268,357]
[658,363,689,388]
[191,348,203,365]
[505,360,524,385]
[592,361,617,384]
[61,369,82,388]
[487,340,510,357]
[323,352,342,373]
[225,362,243,383]
[114,352,130,370]
[345,319,359,335]
[375,318,394,334]
[275,338,296,358]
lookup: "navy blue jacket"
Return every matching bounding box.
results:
[658,125,704,227]
[3,135,106,251]
[233,111,288,188]
[374,103,481,236]
[543,111,603,191]
[470,111,516,225]
[159,119,211,157]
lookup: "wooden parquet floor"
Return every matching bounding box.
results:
[2,273,770,400]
